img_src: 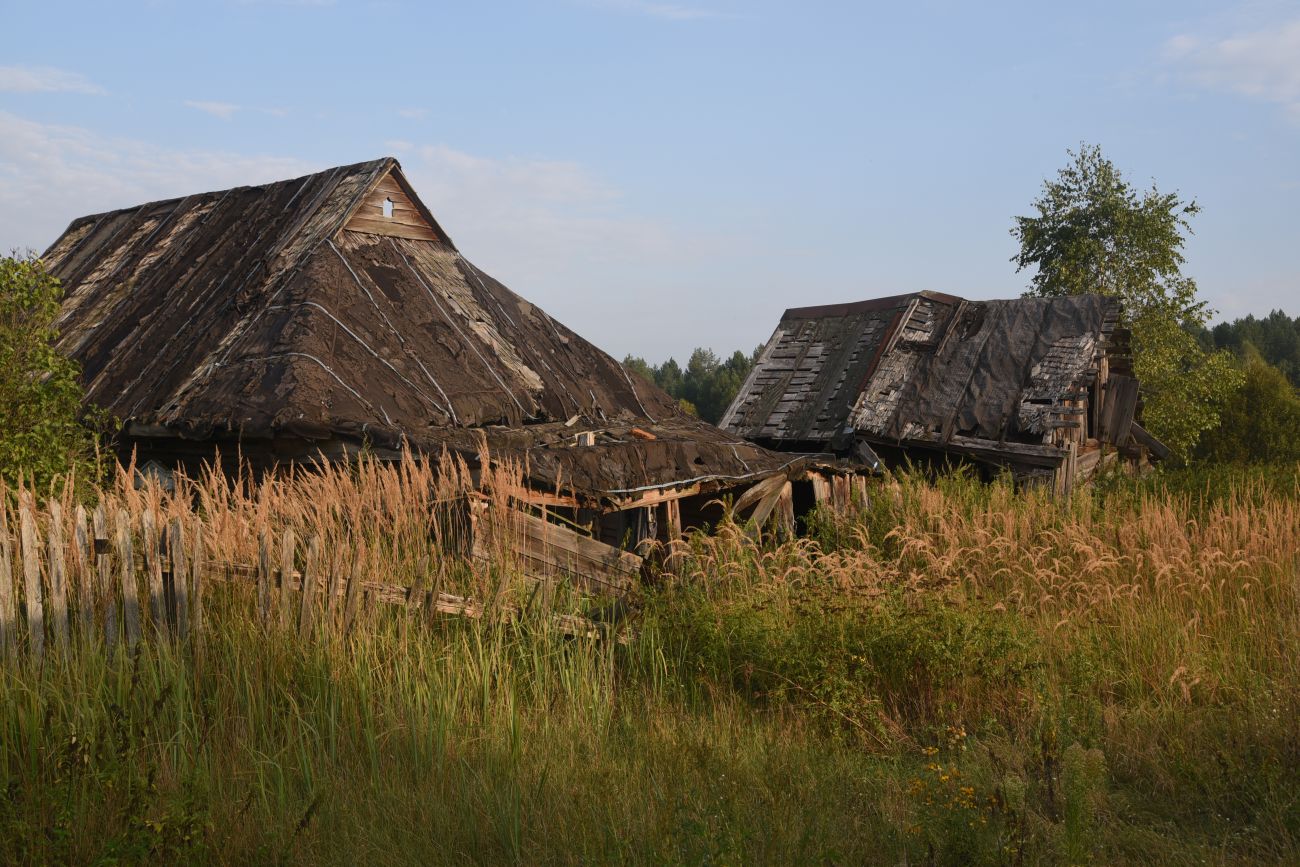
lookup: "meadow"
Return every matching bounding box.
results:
[0,460,1296,864]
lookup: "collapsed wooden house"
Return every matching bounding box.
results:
[720,291,1169,494]
[42,158,870,591]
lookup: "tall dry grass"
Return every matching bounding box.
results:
[0,459,1296,864]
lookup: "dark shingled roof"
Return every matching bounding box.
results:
[44,158,803,501]
[720,290,1125,453]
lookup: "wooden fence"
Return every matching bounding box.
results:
[0,493,626,663]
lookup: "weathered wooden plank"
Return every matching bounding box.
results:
[809,472,832,505]
[279,529,296,628]
[473,509,641,596]
[608,483,702,511]
[115,509,140,648]
[73,506,94,639]
[19,498,44,659]
[299,535,321,634]
[0,498,16,659]
[46,501,70,653]
[190,522,205,638]
[169,519,189,639]
[141,510,165,634]
[92,506,116,648]
[257,530,272,626]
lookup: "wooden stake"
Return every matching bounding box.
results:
[46,501,70,653]
[190,522,205,638]
[299,535,320,634]
[279,529,295,628]
[141,510,165,634]
[92,506,117,649]
[169,519,189,639]
[257,531,272,627]
[73,506,94,641]
[19,497,44,660]
[115,509,140,649]
[0,497,16,659]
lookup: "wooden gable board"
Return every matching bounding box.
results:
[343,167,448,244]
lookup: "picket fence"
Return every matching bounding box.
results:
[0,493,622,663]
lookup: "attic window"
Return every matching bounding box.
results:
[381,197,394,218]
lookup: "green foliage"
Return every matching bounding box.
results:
[1011,145,1242,460]
[0,254,106,491]
[623,345,761,424]
[649,582,1035,737]
[1195,348,1300,464]
[1203,309,1300,387]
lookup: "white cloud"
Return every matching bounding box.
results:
[584,0,726,21]
[183,100,242,120]
[0,110,311,253]
[397,108,428,120]
[0,65,103,95]
[1165,18,1300,122]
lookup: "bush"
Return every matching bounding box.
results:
[0,253,106,491]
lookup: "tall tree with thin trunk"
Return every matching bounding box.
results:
[1011,145,1241,461]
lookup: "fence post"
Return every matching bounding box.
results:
[257,531,272,627]
[169,519,189,639]
[92,506,116,649]
[0,497,15,660]
[279,529,295,628]
[327,540,345,627]
[19,496,44,660]
[141,510,165,635]
[115,509,140,649]
[342,542,364,634]
[73,506,94,643]
[299,535,321,634]
[191,522,205,639]
[46,501,70,654]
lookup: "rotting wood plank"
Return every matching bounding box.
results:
[279,529,295,628]
[299,536,321,634]
[169,519,189,639]
[73,506,93,639]
[141,510,165,634]
[19,498,44,659]
[92,506,116,649]
[116,509,140,648]
[190,522,205,638]
[607,483,703,511]
[0,500,15,659]
[473,509,641,596]
[46,502,70,653]
[257,531,272,626]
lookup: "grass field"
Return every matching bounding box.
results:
[1,462,1297,864]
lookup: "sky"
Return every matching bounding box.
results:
[1,0,1298,363]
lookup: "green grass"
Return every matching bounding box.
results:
[2,463,1298,864]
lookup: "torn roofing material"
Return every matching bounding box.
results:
[721,290,1163,478]
[43,157,807,501]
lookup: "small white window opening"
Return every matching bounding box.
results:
[382,197,394,218]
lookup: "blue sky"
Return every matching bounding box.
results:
[2,0,1297,362]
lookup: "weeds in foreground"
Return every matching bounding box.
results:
[0,462,1296,863]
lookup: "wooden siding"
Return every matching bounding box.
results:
[344,171,441,242]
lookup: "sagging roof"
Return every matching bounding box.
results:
[720,290,1135,460]
[43,158,802,501]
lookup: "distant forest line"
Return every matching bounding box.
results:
[624,308,1300,463]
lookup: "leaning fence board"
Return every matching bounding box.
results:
[92,506,116,649]
[19,499,44,659]
[0,501,16,659]
[141,510,166,634]
[279,530,296,627]
[257,531,272,626]
[116,509,140,648]
[169,519,189,639]
[46,501,70,652]
[74,506,94,638]
[299,536,321,634]
[190,523,205,637]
